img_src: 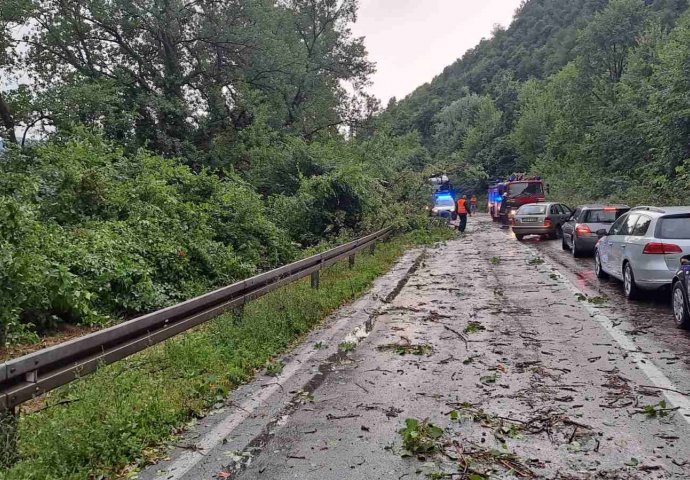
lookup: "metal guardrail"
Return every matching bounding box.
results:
[0,227,392,411]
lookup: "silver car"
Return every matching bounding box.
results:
[561,205,630,257]
[595,206,690,299]
[512,202,572,241]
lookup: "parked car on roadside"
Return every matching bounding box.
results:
[671,256,690,329]
[512,202,572,241]
[595,206,690,299]
[561,205,630,257]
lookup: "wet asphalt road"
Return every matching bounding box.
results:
[140,215,690,480]
[523,231,690,375]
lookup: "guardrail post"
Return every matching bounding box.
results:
[0,407,18,468]
[369,242,376,255]
[310,271,320,289]
[348,254,355,269]
[232,305,244,326]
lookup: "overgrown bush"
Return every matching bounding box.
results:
[269,132,434,245]
[0,132,298,344]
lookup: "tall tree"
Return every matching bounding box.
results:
[577,0,649,104]
[255,0,374,138]
[25,0,258,154]
[0,0,30,144]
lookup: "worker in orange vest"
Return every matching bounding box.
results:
[470,195,478,216]
[456,195,469,233]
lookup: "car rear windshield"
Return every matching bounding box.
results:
[519,205,547,215]
[583,208,628,223]
[658,215,690,239]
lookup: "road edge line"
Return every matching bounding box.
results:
[525,246,690,424]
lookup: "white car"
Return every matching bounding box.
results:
[430,194,456,218]
[595,206,690,299]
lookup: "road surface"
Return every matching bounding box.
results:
[140,215,690,480]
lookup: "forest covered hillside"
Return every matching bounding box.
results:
[377,0,690,203]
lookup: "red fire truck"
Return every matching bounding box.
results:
[487,174,546,221]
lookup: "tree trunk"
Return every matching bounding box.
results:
[0,92,17,144]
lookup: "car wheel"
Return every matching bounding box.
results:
[673,282,690,329]
[595,251,609,279]
[515,234,524,241]
[623,262,640,300]
[561,235,569,251]
[572,238,582,258]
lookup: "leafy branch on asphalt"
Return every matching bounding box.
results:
[398,417,535,478]
[575,293,609,305]
[528,256,544,265]
[633,400,679,419]
[338,341,357,353]
[463,321,486,334]
[264,360,284,377]
[448,403,596,449]
[378,342,433,356]
[399,418,445,457]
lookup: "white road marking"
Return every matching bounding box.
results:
[530,246,690,424]
[155,350,309,479]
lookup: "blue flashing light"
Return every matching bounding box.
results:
[434,193,454,201]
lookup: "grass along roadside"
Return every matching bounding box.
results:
[1,227,454,480]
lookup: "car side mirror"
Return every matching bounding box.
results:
[596,229,608,238]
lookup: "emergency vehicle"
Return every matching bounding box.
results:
[428,175,456,219]
[487,174,546,221]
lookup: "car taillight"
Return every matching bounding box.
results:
[643,242,683,254]
[575,224,592,236]
[544,218,552,227]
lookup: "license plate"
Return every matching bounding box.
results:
[521,218,538,223]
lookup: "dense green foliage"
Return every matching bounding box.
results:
[0,131,297,343]
[0,1,437,344]
[378,0,690,204]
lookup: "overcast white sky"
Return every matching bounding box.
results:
[351,0,524,102]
